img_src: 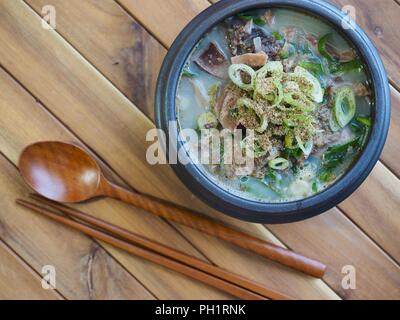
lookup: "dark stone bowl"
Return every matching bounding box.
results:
[155,0,390,223]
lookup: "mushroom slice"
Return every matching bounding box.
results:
[194,42,229,79]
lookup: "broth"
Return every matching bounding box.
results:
[176,8,372,203]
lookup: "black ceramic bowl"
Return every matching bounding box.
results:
[155,0,390,223]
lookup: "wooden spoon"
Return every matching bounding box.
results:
[18,141,326,278]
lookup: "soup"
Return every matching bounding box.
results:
[176,8,372,203]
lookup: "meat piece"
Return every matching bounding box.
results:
[353,83,371,96]
[312,106,341,152]
[214,84,244,130]
[326,43,356,61]
[225,18,282,58]
[282,54,302,72]
[306,34,318,47]
[231,51,268,67]
[313,131,341,150]
[194,42,229,79]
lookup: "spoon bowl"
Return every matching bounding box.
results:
[19,141,101,202]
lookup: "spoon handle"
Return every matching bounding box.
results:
[102,181,326,278]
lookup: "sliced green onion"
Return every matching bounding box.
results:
[334,86,356,128]
[255,61,284,80]
[269,157,290,170]
[228,64,255,91]
[254,78,283,106]
[283,88,316,112]
[293,66,324,103]
[234,97,268,133]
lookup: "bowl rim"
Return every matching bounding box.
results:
[155,0,391,223]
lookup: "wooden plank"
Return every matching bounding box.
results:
[2,0,393,297]
[339,163,400,261]
[380,88,400,176]
[0,0,338,299]
[0,240,63,300]
[269,208,400,299]
[0,66,229,300]
[117,0,210,47]
[26,0,165,120]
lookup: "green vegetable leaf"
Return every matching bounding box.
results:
[299,61,324,78]
[319,138,360,177]
[237,14,265,26]
[272,31,283,41]
[329,59,362,74]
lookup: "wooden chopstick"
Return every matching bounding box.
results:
[106,186,327,278]
[29,194,292,300]
[17,199,285,300]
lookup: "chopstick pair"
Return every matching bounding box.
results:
[16,195,293,300]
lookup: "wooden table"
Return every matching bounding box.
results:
[0,0,399,300]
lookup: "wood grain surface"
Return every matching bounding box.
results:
[0,240,62,300]
[0,0,398,299]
